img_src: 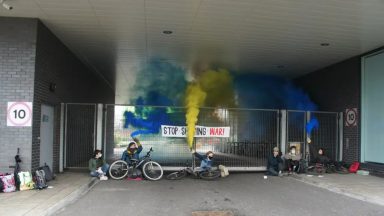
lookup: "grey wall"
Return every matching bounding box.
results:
[295,57,361,163]
[0,18,37,172]
[32,21,115,172]
[0,17,115,173]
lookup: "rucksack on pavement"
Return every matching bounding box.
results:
[35,170,48,189]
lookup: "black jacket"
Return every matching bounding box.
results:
[267,155,283,170]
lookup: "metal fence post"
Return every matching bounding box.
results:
[59,103,65,172]
[96,103,103,150]
[338,112,344,161]
[280,110,287,154]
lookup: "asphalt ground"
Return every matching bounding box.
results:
[56,173,384,216]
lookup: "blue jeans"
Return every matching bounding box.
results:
[90,163,110,177]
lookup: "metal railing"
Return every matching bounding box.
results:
[63,104,340,171]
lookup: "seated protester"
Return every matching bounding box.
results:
[121,136,143,179]
[266,147,283,176]
[121,136,143,164]
[89,149,109,180]
[192,150,214,172]
[312,148,331,174]
[313,148,330,165]
[285,146,301,174]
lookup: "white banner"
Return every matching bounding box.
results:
[161,125,230,137]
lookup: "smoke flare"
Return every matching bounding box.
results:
[184,83,207,149]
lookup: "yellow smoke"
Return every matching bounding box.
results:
[184,68,235,149]
[185,83,207,149]
[199,69,236,108]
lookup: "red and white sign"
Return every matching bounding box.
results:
[7,102,32,127]
[345,108,358,127]
[161,125,230,137]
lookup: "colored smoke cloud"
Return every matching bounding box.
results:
[124,108,172,137]
[184,83,207,149]
[306,118,319,135]
[124,59,188,136]
[131,58,188,106]
[199,69,236,108]
[233,74,317,110]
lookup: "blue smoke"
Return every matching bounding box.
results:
[234,74,317,110]
[306,118,319,135]
[124,108,172,137]
[125,59,188,136]
[233,74,319,139]
[131,59,188,106]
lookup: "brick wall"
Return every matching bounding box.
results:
[295,57,361,164]
[0,18,37,173]
[33,21,115,172]
[0,17,114,174]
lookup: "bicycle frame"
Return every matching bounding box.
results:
[130,148,153,169]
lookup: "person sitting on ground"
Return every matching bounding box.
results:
[191,150,214,172]
[311,148,331,174]
[121,136,143,179]
[121,136,143,164]
[89,149,109,180]
[285,146,301,174]
[266,147,283,176]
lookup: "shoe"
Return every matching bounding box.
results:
[100,175,108,180]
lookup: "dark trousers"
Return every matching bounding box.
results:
[287,159,300,172]
[267,163,283,176]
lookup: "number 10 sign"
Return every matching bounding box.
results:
[7,102,32,127]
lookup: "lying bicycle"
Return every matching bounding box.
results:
[166,164,221,180]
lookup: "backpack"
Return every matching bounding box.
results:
[0,173,17,193]
[19,171,35,191]
[219,165,229,177]
[38,163,54,182]
[35,170,48,189]
[349,161,360,173]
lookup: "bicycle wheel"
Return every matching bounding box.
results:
[166,170,187,180]
[199,170,221,180]
[109,160,129,180]
[142,161,163,181]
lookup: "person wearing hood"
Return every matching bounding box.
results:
[121,136,143,164]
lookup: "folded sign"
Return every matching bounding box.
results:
[161,125,230,137]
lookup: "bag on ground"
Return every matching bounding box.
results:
[38,163,54,182]
[35,170,48,189]
[349,161,360,173]
[0,173,17,193]
[219,165,229,177]
[18,171,35,191]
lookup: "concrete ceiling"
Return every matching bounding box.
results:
[1,0,384,103]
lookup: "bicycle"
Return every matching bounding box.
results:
[109,147,163,181]
[166,164,221,181]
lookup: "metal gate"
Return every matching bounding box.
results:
[63,103,341,170]
[104,105,279,170]
[285,110,340,162]
[64,103,97,168]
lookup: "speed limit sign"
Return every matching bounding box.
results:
[345,108,357,127]
[7,102,33,127]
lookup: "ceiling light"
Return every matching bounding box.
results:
[1,0,13,10]
[162,30,173,35]
[320,43,330,46]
